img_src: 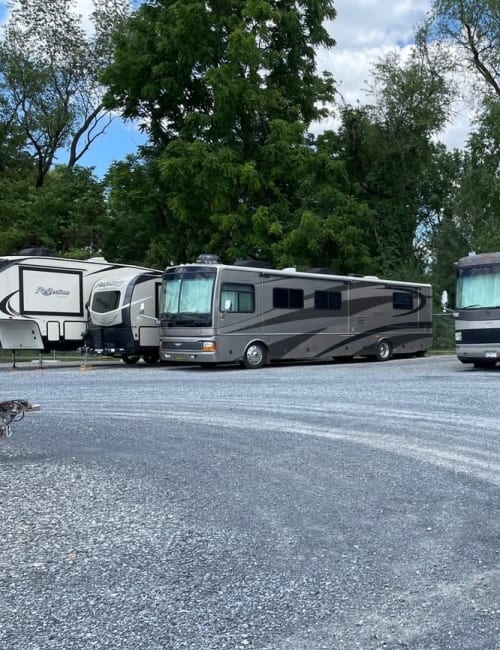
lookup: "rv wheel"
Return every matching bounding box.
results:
[473,360,497,369]
[376,339,392,362]
[122,355,140,365]
[242,342,266,369]
[143,353,159,364]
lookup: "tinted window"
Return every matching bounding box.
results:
[315,290,341,310]
[273,287,304,309]
[393,291,413,310]
[91,290,120,313]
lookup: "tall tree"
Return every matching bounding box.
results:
[420,0,500,99]
[452,99,500,251]
[102,0,339,267]
[0,165,106,257]
[336,47,454,278]
[0,0,131,187]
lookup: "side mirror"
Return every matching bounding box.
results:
[441,290,449,312]
[138,302,159,324]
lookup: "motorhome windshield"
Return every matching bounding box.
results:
[160,268,216,326]
[456,265,500,309]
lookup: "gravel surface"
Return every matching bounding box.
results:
[1,355,499,649]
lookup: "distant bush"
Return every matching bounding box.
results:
[432,313,455,351]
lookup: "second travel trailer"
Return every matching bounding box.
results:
[0,253,160,362]
[84,269,162,364]
[158,256,433,368]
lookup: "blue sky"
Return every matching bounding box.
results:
[1,0,471,178]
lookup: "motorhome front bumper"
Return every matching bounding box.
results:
[160,339,217,363]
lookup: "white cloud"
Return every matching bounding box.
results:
[316,0,472,149]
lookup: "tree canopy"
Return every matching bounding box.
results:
[0,0,131,186]
[0,0,498,308]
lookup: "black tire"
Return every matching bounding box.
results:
[122,355,140,365]
[473,360,497,369]
[242,342,266,369]
[143,352,159,364]
[376,339,392,362]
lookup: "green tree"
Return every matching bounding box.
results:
[418,0,500,292]
[0,0,131,187]
[0,165,106,257]
[102,155,168,267]
[336,48,454,279]
[452,99,500,252]
[102,0,340,267]
[420,0,499,99]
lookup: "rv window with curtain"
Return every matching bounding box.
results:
[456,265,500,308]
[220,283,255,312]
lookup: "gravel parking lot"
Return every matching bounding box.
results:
[1,355,499,649]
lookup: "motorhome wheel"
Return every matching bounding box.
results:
[242,342,266,369]
[376,339,392,362]
[122,355,140,365]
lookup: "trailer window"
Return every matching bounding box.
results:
[273,287,304,309]
[393,291,413,310]
[221,283,255,313]
[91,290,120,313]
[315,290,341,310]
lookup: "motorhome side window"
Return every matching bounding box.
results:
[393,291,413,310]
[273,287,304,309]
[220,283,255,313]
[314,290,341,310]
[91,291,120,313]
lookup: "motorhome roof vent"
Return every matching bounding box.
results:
[87,256,108,262]
[307,267,336,275]
[349,273,379,280]
[15,247,58,257]
[234,259,272,268]
[196,254,221,264]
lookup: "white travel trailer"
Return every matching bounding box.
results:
[0,253,160,358]
[158,256,433,368]
[85,270,162,364]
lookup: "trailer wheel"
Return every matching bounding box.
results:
[122,355,140,365]
[376,339,392,362]
[242,342,266,369]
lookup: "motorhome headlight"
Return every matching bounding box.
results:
[455,331,462,342]
[202,341,217,352]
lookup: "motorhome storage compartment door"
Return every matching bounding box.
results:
[20,267,84,316]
